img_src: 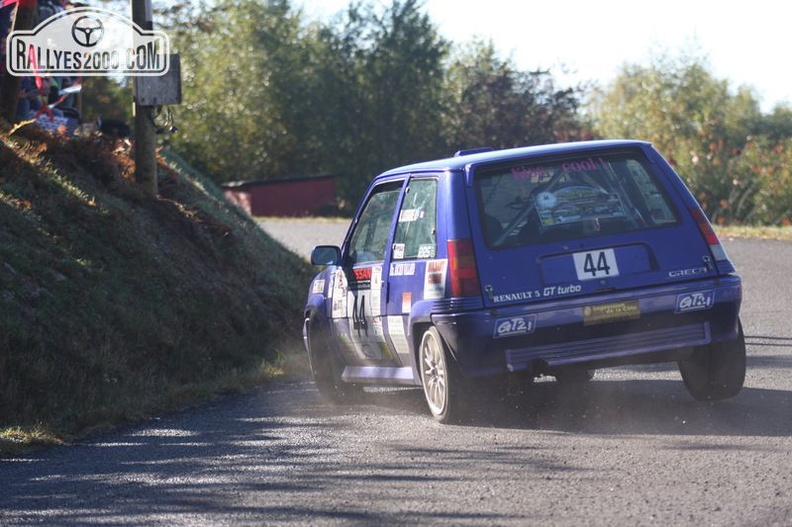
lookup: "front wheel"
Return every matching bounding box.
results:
[678,321,746,401]
[419,327,465,424]
[305,317,363,404]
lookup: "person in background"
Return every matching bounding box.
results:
[0,5,11,84]
[17,77,41,120]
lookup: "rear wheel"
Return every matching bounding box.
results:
[305,317,363,404]
[678,321,746,401]
[419,327,465,424]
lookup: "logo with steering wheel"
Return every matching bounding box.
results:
[71,15,104,47]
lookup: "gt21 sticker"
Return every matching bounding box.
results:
[493,315,537,338]
[676,291,714,313]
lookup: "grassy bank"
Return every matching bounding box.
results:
[0,126,313,456]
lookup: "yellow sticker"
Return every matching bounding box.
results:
[583,300,640,326]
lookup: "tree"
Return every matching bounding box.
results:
[589,51,769,224]
[728,138,792,225]
[170,0,312,182]
[443,40,590,151]
[79,77,133,125]
[313,0,450,201]
[170,0,450,204]
[756,104,792,145]
[167,0,588,208]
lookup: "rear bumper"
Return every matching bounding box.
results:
[431,276,742,378]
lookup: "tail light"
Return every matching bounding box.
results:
[447,238,481,297]
[691,208,729,262]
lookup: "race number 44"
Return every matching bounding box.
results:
[573,249,620,281]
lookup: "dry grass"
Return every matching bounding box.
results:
[716,225,792,241]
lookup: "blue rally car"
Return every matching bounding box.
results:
[303,140,745,423]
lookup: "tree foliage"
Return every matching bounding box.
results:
[444,40,591,150]
[305,0,452,200]
[590,51,792,225]
[17,1,792,225]
[168,0,587,205]
[170,0,309,181]
[79,77,133,125]
[728,138,792,224]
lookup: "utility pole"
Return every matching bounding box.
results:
[131,0,158,196]
[0,0,37,124]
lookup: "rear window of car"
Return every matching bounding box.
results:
[475,151,680,248]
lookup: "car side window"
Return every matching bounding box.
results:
[392,179,437,260]
[347,181,403,265]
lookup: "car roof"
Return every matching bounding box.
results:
[378,139,652,177]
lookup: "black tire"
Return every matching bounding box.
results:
[305,317,363,404]
[678,321,746,401]
[419,327,466,424]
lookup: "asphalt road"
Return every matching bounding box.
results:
[1,224,790,526]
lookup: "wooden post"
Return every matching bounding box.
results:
[131,0,157,196]
[0,1,38,124]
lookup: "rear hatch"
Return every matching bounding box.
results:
[469,148,727,308]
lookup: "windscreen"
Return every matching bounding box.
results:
[475,151,679,248]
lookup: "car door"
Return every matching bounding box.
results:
[330,180,403,366]
[382,177,441,366]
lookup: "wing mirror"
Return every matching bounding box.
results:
[310,245,342,266]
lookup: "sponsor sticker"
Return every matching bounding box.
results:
[583,300,640,326]
[350,266,372,289]
[331,269,347,318]
[398,208,424,222]
[676,291,714,313]
[423,259,447,299]
[370,265,382,317]
[390,262,416,276]
[310,279,325,295]
[417,244,436,259]
[493,315,537,338]
[392,243,406,260]
[386,315,411,360]
[402,292,412,314]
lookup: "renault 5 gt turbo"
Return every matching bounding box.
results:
[302,140,745,423]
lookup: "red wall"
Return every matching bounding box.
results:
[224,176,336,217]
